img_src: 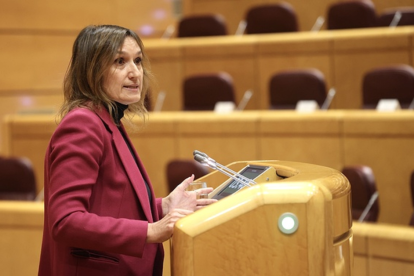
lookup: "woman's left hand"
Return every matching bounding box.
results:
[162,175,217,216]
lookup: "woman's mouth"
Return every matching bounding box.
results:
[124,85,139,90]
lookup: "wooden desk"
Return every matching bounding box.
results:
[1,27,414,154]
[0,201,172,276]
[353,222,414,276]
[4,110,414,225]
[182,0,414,33]
[0,201,43,276]
[1,201,413,276]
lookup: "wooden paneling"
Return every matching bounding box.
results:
[0,201,172,276]
[0,201,44,276]
[5,110,414,226]
[342,111,414,224]
[353,222,414,276]
[0,0,175,36]
[257,33,332,109]
[258,111,343,170]
[1,27,414,153]
[173,161,352,275]
[332,28,413,109]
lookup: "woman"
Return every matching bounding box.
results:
[38,25,215,276]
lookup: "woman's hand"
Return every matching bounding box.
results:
[146,208,193,243]
[162,175,217,217]
[147,175,218,243]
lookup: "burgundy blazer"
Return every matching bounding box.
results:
[38,107,164,276]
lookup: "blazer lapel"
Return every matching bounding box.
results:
[95,108,154,222]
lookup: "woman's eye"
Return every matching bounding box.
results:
[134,57,142,65]
[115,58,125,65]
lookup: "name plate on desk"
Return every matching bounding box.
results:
[376,99,401,112]
[296,100,320,113]
[214,101,236,113]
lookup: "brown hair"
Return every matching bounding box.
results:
[60,25,152,123]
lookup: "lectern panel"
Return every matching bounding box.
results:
[173,160,352,276]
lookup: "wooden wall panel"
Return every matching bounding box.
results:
[182,37,257,109]
[128,115,179,198]
[369,259,414,276]
[258,112,343,169]
[0,201,44,276]
[145,40,184,111]
[256,33,332,109]
[332,28,413,109]
[343,112,414,224]
[175,112,259,168]
[0,0,175,37]
[6,110,414,226]
[1,28,414,154]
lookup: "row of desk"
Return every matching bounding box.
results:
[3,110,414,226]
[1,201,413,276]
[1,26,414,154]
[182,0,414,34]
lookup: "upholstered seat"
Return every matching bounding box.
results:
[244,3,299,34]
[0,156,37,200]
[177,14,227,38]
[166,159,210,193]
[342,165,379,222]
[362,64,414,109]
[183,72,236,111]
[268,68,327,109]
[377,7,414,27]
[327,0,377,30]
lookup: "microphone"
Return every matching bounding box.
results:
[389,11,402,28]
[193,150,256,187]
[321,87,336,110]
[235,20,247,35]
[153,91,166,112]
[408,97,414,110]
[358,191,379,222]
[311,16,325,32]
[161,25,175,39]
[236,90,253,111]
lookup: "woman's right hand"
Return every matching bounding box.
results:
[146,208,193,243]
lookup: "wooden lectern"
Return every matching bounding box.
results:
[172,160,352,275]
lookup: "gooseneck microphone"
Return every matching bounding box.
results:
[193,150,256,187]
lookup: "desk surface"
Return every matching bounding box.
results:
[4,110,414,225]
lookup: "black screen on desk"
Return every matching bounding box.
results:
[214,166,268,199]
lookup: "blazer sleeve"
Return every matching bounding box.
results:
[45,109,149,257]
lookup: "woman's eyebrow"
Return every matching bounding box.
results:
[116,50,142,55]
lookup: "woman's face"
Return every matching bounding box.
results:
[103,37,144,105]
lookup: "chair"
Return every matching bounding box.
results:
[327,0,377,30]
[377,7,414,27]
[342,165,379,222]
[244,3,299,34]
[177,14,227,38]
[268,68,327,109]
[183,72,236,111]
[0,156,37,201]
[166,159,210,193]
[362,64,414,109]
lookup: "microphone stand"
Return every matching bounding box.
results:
[321,88,336,110]
[358,191,379,222]
[193,150,256,187]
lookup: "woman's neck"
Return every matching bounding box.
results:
[113,102,128,124]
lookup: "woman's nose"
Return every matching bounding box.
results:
[128,63,141,78]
